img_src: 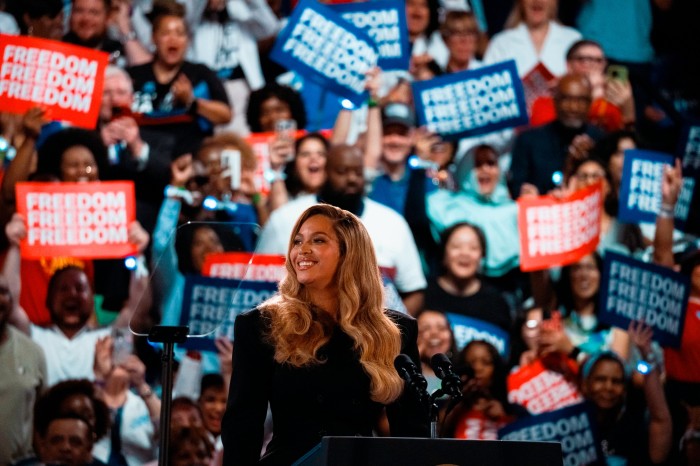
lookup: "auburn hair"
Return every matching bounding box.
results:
[260,204,404,404]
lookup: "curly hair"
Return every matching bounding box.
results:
[34,379,111,440]
[246,83,307,133]
[260,204,404,404]
[197,131,257,171]
[35,127,109,181]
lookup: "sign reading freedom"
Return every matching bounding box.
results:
[203,252,286,282]
[0,34,108,129]
[412,60,528,141]
[446,312,510,356]
[330,0,410,71]
[16,181,136,259]
[179,274,278,352]
[499,403,603,466]
[617,149,690,229]
[599,250,690,347]
[270,0,378,107]
[517,182,602,271]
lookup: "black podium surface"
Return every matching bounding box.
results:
[293,436,563,466]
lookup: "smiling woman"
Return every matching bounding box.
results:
[423,222,512,332]
[222,204,429,465]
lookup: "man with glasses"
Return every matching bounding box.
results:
[531,40,636,131]
[509,73,603,197]
[440,10,483,74]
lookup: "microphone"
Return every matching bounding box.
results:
[394,354,430,407]
[430,353,463,399]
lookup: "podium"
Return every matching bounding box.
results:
[293,437,562,466]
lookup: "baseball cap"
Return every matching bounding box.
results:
[382,103,416,129]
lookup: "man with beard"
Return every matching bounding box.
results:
[0,276,46,465]
[63,0,149,67]
[257,144,426,315]
[8,265,111,386]
[509,73,603,197]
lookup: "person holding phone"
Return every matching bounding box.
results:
[91,334,160,465]
[530,40,637,132]
[194,132,266,237]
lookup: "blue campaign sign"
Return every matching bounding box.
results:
[499,403,603,466]
[269,0,379,107]
[676,122,700,235]
[446,312,510,357]
[412,60,528,141]
[599,250,689,348]
[617,149,677,225]
[179,275,278,352]
[330,0,410,71]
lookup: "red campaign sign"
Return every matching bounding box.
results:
[521,62,555,116]
[16,182,137,259]
[507,355,584,415]
[202,252,286,282]
[517,182,603,272]
[245,129,333,196]
[0,35,109,129]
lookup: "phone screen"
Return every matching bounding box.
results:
[606,65,628,83]
[221,149,241,190]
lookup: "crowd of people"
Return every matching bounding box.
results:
[0,0,698,464]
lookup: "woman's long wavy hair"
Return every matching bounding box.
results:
[260,204,404,404]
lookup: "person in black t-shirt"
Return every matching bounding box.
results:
[127,1,231,148]
[424,222,512,332]
[63,0,125,65]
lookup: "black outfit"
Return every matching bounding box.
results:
[424,279,512,331]
[591,385,652,466]
[127,61,230,149]
[508,121,603,196]
[221,308,429,465]
[63,32,125,66]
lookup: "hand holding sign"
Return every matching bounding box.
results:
[5,212,26,247]
[127,221,150,253]
[22,106,48,139]
[661,158,683,209]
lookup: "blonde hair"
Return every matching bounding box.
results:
[260,204,404,404]
[504,0,558,29]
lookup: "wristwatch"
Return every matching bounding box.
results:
[120,30,137,44]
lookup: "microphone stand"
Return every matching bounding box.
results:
[148,325,189,466]
[428,390,443,439]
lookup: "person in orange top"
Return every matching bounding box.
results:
[530,40,636,132]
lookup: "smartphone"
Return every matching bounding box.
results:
[606,65,629,83]
[221,149,241,190]
[112,327,133,366]
[275,119,297,144]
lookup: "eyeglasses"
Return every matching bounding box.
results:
[570,55,605,65]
